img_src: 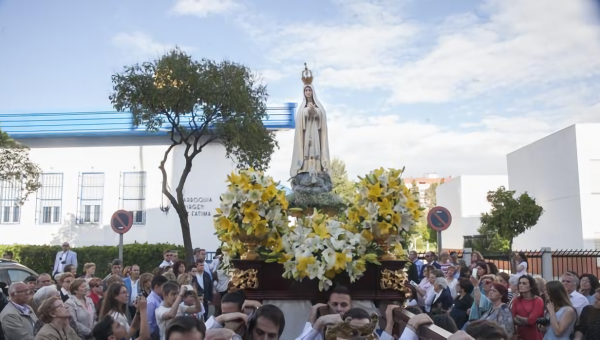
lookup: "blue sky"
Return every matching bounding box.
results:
[1,0,600,183]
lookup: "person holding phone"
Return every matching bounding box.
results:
[155,282,203,340]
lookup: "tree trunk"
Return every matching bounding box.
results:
[176,201,195,264]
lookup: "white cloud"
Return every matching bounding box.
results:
[267,104,600,185]
[240,0,600,104]
[112,32,179,59]
[171,0,241,17]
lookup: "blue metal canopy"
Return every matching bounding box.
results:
[0,103,296,139]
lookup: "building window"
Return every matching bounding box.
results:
[120,172,146,225]
[37,173,63,224]
[0,179,21,224]
[77,173,104,224]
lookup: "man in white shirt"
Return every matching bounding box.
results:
[159,250,174,268]
[561,272,589,316]
[52,242,78,276]
[155,282,202,340]
[192,259,213,320]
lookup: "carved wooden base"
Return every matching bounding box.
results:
[231,260,407,302]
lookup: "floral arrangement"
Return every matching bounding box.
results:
[213,168,289,263]
[267,210,379,291]
[346,167,424,256]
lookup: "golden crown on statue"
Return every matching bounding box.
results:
[301,63,313,85]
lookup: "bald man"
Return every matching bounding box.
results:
[0,283,38,340]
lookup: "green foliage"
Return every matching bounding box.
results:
[109,47,276,172]
[109,47,277,262]
[0,128,42,204]
[330,157,356,203]
[478,186,544,250]
[0,243,185,278]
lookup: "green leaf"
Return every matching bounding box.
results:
[246,227,253,235]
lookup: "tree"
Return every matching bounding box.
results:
[0,129,42,204]
[478,186,543,252]
[330,157,355,203]
[110,48,278,263]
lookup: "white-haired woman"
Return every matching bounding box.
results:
[431,277,453,314]
[32,286,59,315]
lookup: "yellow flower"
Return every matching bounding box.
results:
[276,190,289,209]
[406,197,419,212]
[227,172,242,186]
[242,210,260,224]
[379,198,394,217]
[333,252,352,271]
[391,212,401,226]
[311,210,326,224]
[252,219,268,236]
[348,208,360,223]
[310,224,330,239]
[278,253,294,264]
[355,259,366,272]
[358,206,369,219]
[377,221,393,235]
[361,230,373,242]
[296,256,317,272]
[368,184,383,200]
[325,268,337,279]
[267,233,283,253]
[388,168,402,180]
[262,183,278,201]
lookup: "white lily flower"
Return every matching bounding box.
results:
[220,203,231,216]
[322,248,336,269]
[247,189,261,203]
[366,202,379,218]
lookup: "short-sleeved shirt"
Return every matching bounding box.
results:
[155,303,188,340]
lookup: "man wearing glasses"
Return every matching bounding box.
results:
[160,250,174,268]
[0,282,38,340]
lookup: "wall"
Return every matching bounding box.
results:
[0,137,234,251]
[436,175,508,249]
[574,124,600,250]
[508,125,583,250]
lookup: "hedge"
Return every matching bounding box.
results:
[0,243,186,278]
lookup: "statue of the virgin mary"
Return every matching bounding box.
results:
[290,64,331,191]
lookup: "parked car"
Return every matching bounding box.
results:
[0,259,38,294]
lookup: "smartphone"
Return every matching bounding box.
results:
[472,268,478,279]
[409,280,418,287]
[184,285,194,291]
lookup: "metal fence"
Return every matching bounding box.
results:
[413,248,600,280]
[551,249,600,280]
[481,250,544,276]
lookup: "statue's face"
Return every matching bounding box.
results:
[304,86,313,99]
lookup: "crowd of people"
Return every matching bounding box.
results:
[405,250,600,339]
[1,245,599,340]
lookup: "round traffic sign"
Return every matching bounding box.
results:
[111,210,133,234]
[427,206,452,232]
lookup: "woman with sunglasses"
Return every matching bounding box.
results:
[511,275,544,340]
[35,296,80,339]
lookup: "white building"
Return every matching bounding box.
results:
[0,108,295,251]
[508,124,600,250]
[436,175,509,249]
